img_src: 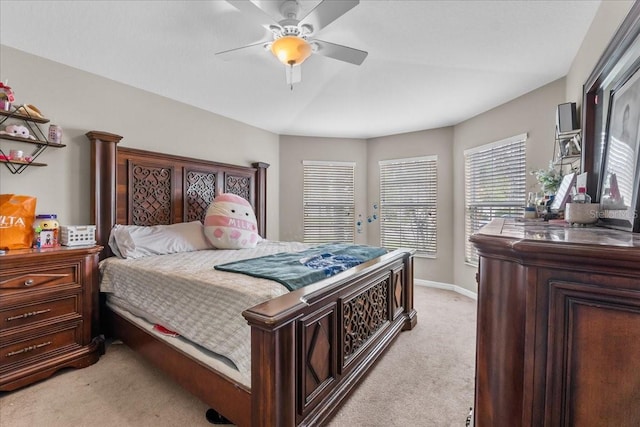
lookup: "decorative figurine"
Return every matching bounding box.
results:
[34,215,60,248]
[0,81,14,111]
[0,124,37,140]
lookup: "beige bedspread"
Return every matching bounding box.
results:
[99,241,310,386]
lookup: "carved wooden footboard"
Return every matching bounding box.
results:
[86,131,417,426]
[246,249,415,426]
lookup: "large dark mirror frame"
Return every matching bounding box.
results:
[583,2,640,233]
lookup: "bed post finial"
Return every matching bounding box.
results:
[253,162,269,238]
[86,131,123,258]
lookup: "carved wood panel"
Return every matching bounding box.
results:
[298,305,336,415]
[184,170,216,223]
[391,266,404,319]
[129,163,173,225]
[342,278,389,365]
[224,173,251,202]
[92,141,267,257]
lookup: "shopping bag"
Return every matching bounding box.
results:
[0,194,37,249]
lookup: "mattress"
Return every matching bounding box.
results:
[99,241,310,386]
[106,296,250,388]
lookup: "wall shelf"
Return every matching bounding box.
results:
[0,133,66,147]
[0,105,64,174]
[0,158,47,167]
[553,127,582,172]
[0,109,50,124]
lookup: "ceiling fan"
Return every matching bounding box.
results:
[216,0,368,88]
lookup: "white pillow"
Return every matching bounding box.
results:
[109,221,214,259]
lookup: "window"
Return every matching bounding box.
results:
[464,134,527,265]
[379,156,437,256]
[303,160,355,244]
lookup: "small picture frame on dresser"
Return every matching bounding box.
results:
[36,230,56,248]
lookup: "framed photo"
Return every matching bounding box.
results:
[38,230,56,248]
[583,3,640,232]
[599,68,640,231]
[550,172,576,212]
[557,137,570,157]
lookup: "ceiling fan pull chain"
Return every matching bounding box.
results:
[289,64,294,91]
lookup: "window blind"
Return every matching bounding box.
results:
[303,160,355,244]
[464,134,527,265]
[379,156,437,256]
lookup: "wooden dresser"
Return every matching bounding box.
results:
[0,246,103,391]
[470,219,640,426]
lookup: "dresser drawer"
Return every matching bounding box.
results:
[0,246,102,391]
[1,324,81,367]
[0,265,79,297]
[0,295,80,332]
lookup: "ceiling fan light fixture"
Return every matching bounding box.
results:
[270,36,312,66]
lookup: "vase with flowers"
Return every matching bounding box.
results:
[531,161,564,195]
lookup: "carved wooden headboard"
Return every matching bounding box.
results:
[86,131,269,258]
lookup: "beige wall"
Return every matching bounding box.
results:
[452,78,566,291]
[279,135,368,243]
[566,1,634,112]
[451,0,634,292]
[0,46,281,239]
[367,128,454,284]
[279,129,454,284]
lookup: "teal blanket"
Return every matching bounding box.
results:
[214,243,388,291]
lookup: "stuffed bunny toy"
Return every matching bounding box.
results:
[204,193,261,249]
[0,124,36,140]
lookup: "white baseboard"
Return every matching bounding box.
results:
[415,279,477,300]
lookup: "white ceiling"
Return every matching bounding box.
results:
[0,0,601,139]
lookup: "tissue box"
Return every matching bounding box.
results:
[60,225,96,246]
[565,203,599,225]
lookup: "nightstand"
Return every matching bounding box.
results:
[0,245,103,391]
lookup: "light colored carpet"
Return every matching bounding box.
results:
[0,286,476,427]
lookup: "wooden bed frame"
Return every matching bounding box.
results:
[86,131,417,426]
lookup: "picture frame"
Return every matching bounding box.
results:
[555,130,581,162]
[557,137,571,157]
[582,3,640,233]
[37,230,56,248]
[550,172,576,212]
[598,68,640,231]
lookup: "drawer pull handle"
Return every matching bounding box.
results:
[24,279,35,287]
[7,309,51,322]
[6,341,52,358]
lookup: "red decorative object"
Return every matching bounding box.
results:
[0,82,15,102]
[153,324,180,337]
[0,81,15,111]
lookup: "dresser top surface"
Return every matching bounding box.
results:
[475,218,640,249]
[0,245,102,260]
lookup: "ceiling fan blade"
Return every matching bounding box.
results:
[299,0,359,33]
[215,40,268,61]
[312,39,368,65]
[285,65,302,86]
[226,0,279,28]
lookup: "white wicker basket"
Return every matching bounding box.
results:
[60,225,96,246]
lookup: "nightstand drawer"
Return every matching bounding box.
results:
[1,295,80,331]
[1,324,81,367]
[0,265,78,295]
